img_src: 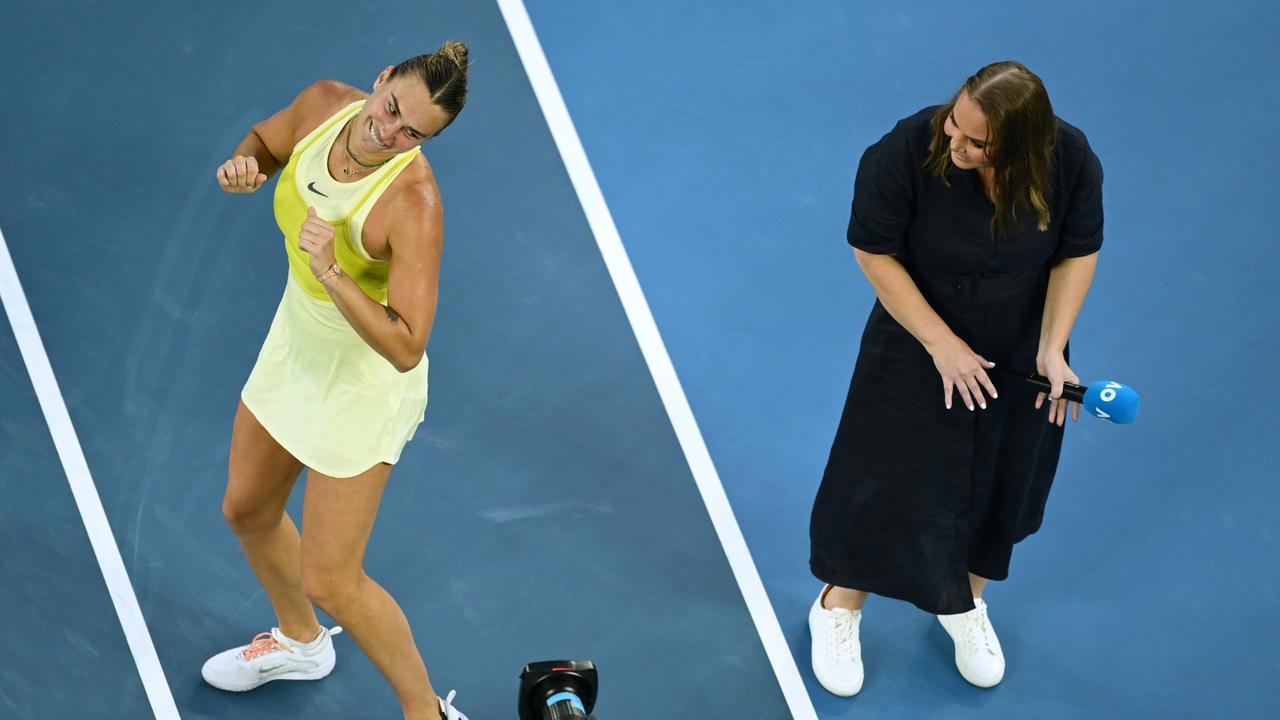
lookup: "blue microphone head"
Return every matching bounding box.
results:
[1082,380,1140,424]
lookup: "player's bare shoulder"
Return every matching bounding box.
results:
[289,80,368,144]
[386,157,444,251]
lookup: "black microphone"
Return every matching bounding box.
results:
[1002,369,1086,403]
[1000,368,1140,424]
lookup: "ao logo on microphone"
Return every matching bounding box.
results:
[1099,382,1120,404]
[1083,380,1140,424]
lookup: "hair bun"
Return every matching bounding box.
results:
[439,41,469,72]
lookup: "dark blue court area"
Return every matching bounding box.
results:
[2,1,1278,719]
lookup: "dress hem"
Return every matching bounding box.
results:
[241,392,404,479]
[809,558,992,616]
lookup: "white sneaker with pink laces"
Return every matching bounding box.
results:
[201,625,343,692]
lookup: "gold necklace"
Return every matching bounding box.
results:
[341,121,390,176]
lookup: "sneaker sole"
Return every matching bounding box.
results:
[812,665,863,697]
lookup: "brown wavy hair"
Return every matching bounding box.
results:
[926,61,1056,233]
[390,40,470,135]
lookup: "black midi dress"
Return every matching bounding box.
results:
[809,106,1104,615]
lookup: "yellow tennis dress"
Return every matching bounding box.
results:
[241,100,428,478]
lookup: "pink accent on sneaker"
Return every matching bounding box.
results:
[240,632,291,661]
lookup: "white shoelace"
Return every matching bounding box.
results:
[827,609,858,662]
[962,604,997,655]
[440,689,468,720]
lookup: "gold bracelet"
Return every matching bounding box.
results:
[316,262,343,285]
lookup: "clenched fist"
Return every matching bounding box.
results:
[216,155,268,193]
[298,207,338,276]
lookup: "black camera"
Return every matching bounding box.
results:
[518,660,598,720]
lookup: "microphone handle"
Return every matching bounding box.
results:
[1001,368,1087,403]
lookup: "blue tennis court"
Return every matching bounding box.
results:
[2,1,1276,718]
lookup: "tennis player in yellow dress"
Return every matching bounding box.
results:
[203,42,469,720]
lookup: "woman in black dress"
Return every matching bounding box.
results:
[807,61,1103,696]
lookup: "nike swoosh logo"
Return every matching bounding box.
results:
[258,657,318,675]
[307,181,328,197]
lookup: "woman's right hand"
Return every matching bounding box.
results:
[216,155,268,193]
[926,334,997,411]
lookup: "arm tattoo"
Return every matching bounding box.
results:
[385,305,401,326]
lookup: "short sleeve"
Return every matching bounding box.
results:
[1053,144,1104,259]
[847,125,915,255]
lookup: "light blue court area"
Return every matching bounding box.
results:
[525,0,1279,717]
[0,1,792,718]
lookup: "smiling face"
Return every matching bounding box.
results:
[943,90,992,170]
[349,67,454,158]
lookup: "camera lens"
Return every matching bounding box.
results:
[518,660,598,720]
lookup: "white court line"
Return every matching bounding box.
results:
[495,3,819,718]
[0,225,181,720]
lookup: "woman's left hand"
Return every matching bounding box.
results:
[1035,351,1080,426]
[299,207,337,276]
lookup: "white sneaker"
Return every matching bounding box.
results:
[201,625,343,692]
[439,690,469,720]
[808,585,864,696]
[937,598,1005,687]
